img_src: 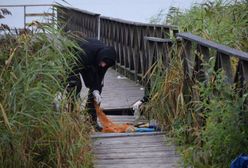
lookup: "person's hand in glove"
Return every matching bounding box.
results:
[132,100,143,111]
[93,90,102,104]
[132,100,143,120]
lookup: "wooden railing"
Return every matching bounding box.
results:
[57,6,248,92]
[0,4,55,30]
[177,32,248,95]
[100,16,177,81]
[57,6,100,38]
[57,6,178,82]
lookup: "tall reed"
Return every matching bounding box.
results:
[166,0,248,51]
[145,1,248,167]
[0,26,93,167]
[144,47,248,167]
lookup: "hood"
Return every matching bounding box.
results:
[96,47,116,67]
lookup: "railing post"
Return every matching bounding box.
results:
[234,60,248,95]
[214,52,233,83]
[97,15,101,40]
[194,44,210,82]
[24,5,26,29]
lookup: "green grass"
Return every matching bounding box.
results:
[0,26,93,167]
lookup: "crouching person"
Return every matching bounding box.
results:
[66,38,116,131]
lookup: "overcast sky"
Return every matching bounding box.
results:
[0,0,205,28]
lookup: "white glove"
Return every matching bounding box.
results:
[132,100,143,111]
[132,100,143,120]
[92,90,102,104]
[53,92,65,111]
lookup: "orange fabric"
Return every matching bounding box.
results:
[94,103,135,133]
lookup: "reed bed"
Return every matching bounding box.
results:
[146,1,248,166]
[0,26,93,167]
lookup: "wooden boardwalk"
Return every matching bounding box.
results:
[88,69,181,168]
[92,115,181,168]
[80,68,144,110]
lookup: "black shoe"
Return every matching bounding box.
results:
[94,124,103,132]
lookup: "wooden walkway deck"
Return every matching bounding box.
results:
[80,68,144,110]
[92,115,181,168]
[89,69,181,168]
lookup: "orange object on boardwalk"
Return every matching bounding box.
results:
[94,103,135,133]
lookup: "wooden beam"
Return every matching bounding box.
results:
[25,12,54,17]
[177,32,248,61]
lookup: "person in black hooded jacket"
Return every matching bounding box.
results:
[66,38,116,130]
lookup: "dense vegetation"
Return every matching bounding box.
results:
[147,0,248,167]
[0,23,93,167]
[166,0,248,51]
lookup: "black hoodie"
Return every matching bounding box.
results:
[68,38,116,93]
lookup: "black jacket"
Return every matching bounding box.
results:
[68,38,116,94]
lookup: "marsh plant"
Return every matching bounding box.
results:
[145,1,248,167]
[0,25,93,167]
[166,0,248,51]
[144,46,248,167]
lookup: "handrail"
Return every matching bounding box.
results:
[0,4,53,7]
[100,15,177,29]
[177,32,248,92]
[144,36,173,43]
[0,4,55,30]
[177,32,248,61]
[57,5,100,17]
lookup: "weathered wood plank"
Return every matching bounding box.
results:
[80,68,144,110]
[95,163,178,168]
[100,115,135,124]
[94,143,172,150]
[95,153,179,160]
[92,131,164,138]
[106,115,135,119]
[94,139,166,146]
[25,12,54,17]
[94,134,166,142]
[93,146,176,154]
[177,32,248,61]
[94,157,180,165]
[93,144,173,151]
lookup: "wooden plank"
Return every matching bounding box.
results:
[0,4,53,7]
[94,134,165,142]
[92,131,164,138]
[99,116,135,124]
[94,140,167,147]
[93,144,173,151]
[94,157,180,165]
[177,32,248,61]
[25,22,52,27]
[95,152,179,160]
[95,163,178,168]
[107,115,135,119]
[94,143,171,150]
[94,138,166,146]
[144,36,172,43]
[25,12,54,17]
[93,146,176,154]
